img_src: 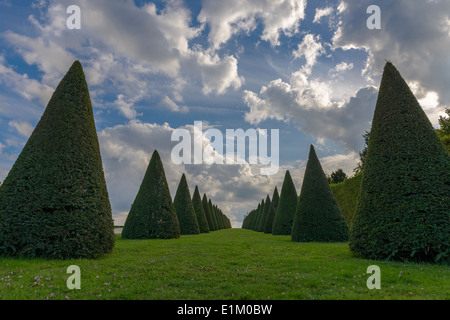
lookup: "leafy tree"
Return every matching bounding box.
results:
[350,62,450,263]
[353,130,371,174]
[272,170,298,235]
[192,186,209,233]
[330,168,348,184]
[292,145,348,242]
[122,150,180,239]
[436,107,450,153]
[173,174,200,235]
[0,61,114,259]
[264,187,279,234]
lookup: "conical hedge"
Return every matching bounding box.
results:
[173,174,200,235]
[0,61,114,259]
[122,150,180,239]
[202,194,215,231]
[272,170,298,235]
[350,62,450,263]
[257,195,271,232]
[209,199,219,230]
[292,145,348,242]
[264,187,279,234]
[192,186,209,233]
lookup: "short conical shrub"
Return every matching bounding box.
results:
[173,174,199,235]
[122,150,180,239]
[272,171,298,235]
[192,186,209,233]
[292,145,348,242]
[0,61,114,259]
[350,62,450,263]
[264,187,279,234]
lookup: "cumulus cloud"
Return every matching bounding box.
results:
[292,34,325,74]
[243,70,379,152]
[198,0,307,49]
[313,7,333,24]
[0,57,54,106]
[2,0,245,119]
[98,120,298,227]
[8,120,34,138]
[332,0,450,118]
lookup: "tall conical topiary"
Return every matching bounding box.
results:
[202,194,215,231]
[257,195,271,232]
[209,199,219,230]
[272,171,298,235]
[254,199,264,232]
[0,61,114,259]
[350,62,450,263]
[192,186,209,233]
[173,174,199,235]
[292,145,348,242]
[122,150,180,239]
[264,187,279,234]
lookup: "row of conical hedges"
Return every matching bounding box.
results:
[121,150,231,239]
[0,61,231,260]
[242,145,348,242]
[243,61,449,263]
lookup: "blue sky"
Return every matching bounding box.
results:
[0,0,449,227]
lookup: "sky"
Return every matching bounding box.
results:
[0,0,449,227]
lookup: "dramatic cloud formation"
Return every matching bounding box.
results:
[333,0,450,120]
[198,0,307,49]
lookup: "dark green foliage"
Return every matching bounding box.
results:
[209,199,220,230]
[330,168,347,184]
[264,187,279,234]
[0,61,114,259]
[192,186,209,233]
[202,194,215,231]
[436,107,450,153]
[330,172,363,227]
[257,195,270,232]
[292,145,348,242]
[122,150,180,239]
[173,174,199,235]
[353,131,371,174]
[349,62,450,263]
[254,199,264,232]
[272,171,298,235]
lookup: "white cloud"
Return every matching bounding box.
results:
[313,7,333,24]
[198,0,307,49]
[329,61,354,78]
[292,34,325,74]
[3,0,245,118]
[243,73,379,152]
[332,0,450,121]
[8,120,34,138]
[98,120,302,227]
[0,57,54,106]
[161,96,189,113]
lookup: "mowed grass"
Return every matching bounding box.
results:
[0,228,448,300]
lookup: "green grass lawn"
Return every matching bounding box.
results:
[0,228,448,300]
